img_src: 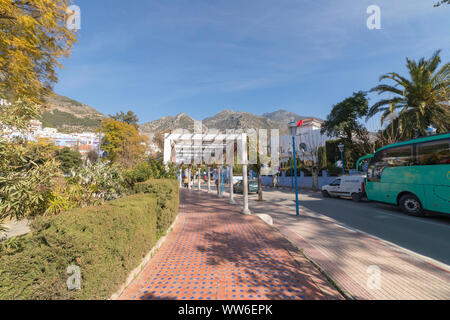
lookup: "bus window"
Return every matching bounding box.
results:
[381,145,413,167]
[367,155,383,182]
[416,139,450,165]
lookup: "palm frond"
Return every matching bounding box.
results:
[370,84,404,96]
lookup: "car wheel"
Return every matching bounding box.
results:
[351,193,362,202]
[322,190,330,198]
[399,194,424,217]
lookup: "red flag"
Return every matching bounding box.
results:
[296,120,304,127]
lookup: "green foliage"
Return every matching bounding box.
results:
[67,162,126,203]
[0,223,9,239]
[0,139,62,221]
[325,140,354,171]
[55,147,83,174]
[124,159,177,188]
[369,50,449,139]
[0,182,178,300]
[41,110,100,132]
[0,0,76,102]
[132,179,179,238]
[321,91,369,143]
[0,98,41,132]
[434,0,449,7]
[110,110,139,128]
[101,119,148,168]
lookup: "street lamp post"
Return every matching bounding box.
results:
[289,121,300,217]
[338,143,345,175]
[289,150,294,190]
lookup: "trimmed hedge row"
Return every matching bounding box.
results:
[0,179,179,300]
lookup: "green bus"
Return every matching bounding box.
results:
[366,132,450,216]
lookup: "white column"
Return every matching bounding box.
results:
[188,167,191,190]
[179,167,182,189]
[241,133,251,214]
[242,164,251,214]
[229,166,236,204]
[207,167,211,193]
[198,169,201,191]
[218,167,223,197]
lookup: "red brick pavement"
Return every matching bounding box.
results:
[118,189,342,300]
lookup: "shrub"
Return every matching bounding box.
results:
[133,179,179,237]
[0,179,179,300]
[67,161,126,203]
[124,159,177,189]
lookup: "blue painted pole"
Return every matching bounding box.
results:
[292,136,300,217]
[341,151,345,175]
[290,153,293,190]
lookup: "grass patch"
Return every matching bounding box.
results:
[0,179,179,300]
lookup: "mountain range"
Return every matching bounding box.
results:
[41,94,321,138]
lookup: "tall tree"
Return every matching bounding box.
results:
[55,147,83,174]
[0,0,76,102]
[321,91,369,143]
[110,110,139,128]
[0,0,76,224]
[101,119,148,168]
[368,50,449,139]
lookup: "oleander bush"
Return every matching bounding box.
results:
[0,179,179,300]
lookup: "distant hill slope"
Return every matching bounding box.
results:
[40,94,106,133]
[139,109,317,139]
[139,113,196,134]
[203,110,287,134]
[262,109,310,124]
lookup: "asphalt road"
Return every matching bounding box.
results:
[258,187,450,266]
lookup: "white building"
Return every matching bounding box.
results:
[279,118,329,164]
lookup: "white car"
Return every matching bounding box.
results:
[322,175,366,202]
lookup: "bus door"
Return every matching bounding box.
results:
[416,139,450,213]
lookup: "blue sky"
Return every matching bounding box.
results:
[55,0,450,130]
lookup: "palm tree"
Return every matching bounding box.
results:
[368,50,449,139]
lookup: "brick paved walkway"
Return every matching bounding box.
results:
[247,190,450,300]
[118,189,342,300]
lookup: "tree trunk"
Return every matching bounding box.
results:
[258,168,263,201]
[312,167,319,191]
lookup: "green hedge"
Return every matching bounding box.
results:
[133,179,179,238]
[0,179,179,300]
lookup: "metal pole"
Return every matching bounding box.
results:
[290,152,293,190]
[292,136,300,217]
[179,167,182,189]
[198,169,201,191]
[341,151,345,175]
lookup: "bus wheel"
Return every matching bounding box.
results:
[399,194,424,216]
[322,190,330,198]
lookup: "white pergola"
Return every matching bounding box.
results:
[164,131,251,214]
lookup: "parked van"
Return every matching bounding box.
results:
[322,175,366,202]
